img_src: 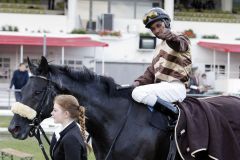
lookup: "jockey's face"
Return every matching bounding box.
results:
[150,21,166,39]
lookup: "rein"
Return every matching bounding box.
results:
[29,118,51,160]
[86,103,132,160]
[163,111,179,160]
[167,123,177,160]
[104,103,132,160]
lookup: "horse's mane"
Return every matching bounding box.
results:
[48,64,133,98]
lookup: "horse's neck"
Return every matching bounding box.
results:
[59,77,130,130]
[88,98,132,159]
[56,75,134,155]
[84,92,131,133]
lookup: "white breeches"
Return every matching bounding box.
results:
[132,81,186,106]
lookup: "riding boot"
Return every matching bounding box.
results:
[153,97,179,121]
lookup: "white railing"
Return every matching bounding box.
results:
[0,88,20,109]
[215,72,240,80]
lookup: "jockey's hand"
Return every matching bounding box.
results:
[161,29,176,41]
[132,81,140,87]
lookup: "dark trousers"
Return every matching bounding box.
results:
[14,91,22,102]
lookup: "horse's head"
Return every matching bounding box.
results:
[8,56,59,139]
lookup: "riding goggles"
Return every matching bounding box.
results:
[143,11,159,25]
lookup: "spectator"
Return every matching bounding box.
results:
[10,63,29,102]
[199,73,211,93]
[187,67,201,94]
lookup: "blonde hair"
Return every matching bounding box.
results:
[54,95,87,144]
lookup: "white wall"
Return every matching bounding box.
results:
[67,0,78,31]
[0,13,67,33]
[1,12,240,84]
[172,21,240,41]
[111,1,135,19]
[2,7,240,41]
[113,18,240,41]
[94,34,154,63]
[215,79,240,93]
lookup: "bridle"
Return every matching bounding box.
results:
[28,75,59,160]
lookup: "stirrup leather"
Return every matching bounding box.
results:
[153,98,179,119]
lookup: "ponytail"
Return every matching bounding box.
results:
[78,105,92,151]
[78,106,86,141]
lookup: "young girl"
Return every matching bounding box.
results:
[50,95,88,160]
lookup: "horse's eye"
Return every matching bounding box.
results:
[34,91,42,95]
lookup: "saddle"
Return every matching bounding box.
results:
[176,96,240,160]
[149,98,179,130]
[150,96,240,159]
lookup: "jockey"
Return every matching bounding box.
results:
[132,7,192,119]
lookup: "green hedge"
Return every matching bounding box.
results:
[174,11,240,23]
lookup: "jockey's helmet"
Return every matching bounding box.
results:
[143,8,171,29]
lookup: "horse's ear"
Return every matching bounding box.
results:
[38,56,49,75]
[27,57,38,75]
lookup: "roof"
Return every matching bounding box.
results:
[0,35,108,47]
[198,41,240,53]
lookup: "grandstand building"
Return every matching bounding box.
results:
[0,0,240,93]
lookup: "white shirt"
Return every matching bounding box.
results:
[54,120,74,141]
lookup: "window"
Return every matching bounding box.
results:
[76,61,82,65]
[205,64,225,76]
[0,57,10,81]
[205,64,211,72]
[218,65,225,75]
[233,0,240,13]
[63,59,83,70]
[139,36,156,49]
[152,2,160,7]
[68,60,74,65]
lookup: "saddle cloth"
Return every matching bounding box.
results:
[175,96,240,160]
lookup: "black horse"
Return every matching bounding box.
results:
[8,57,240,160]
[8,56,174,160]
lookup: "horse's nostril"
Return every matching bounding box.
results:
[9,126,20,134]
[14,126,20,133]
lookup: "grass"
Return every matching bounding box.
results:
[0,116,12,128]
[0,116,95,160]
[0,137,50,160]
[0,136,95,160]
